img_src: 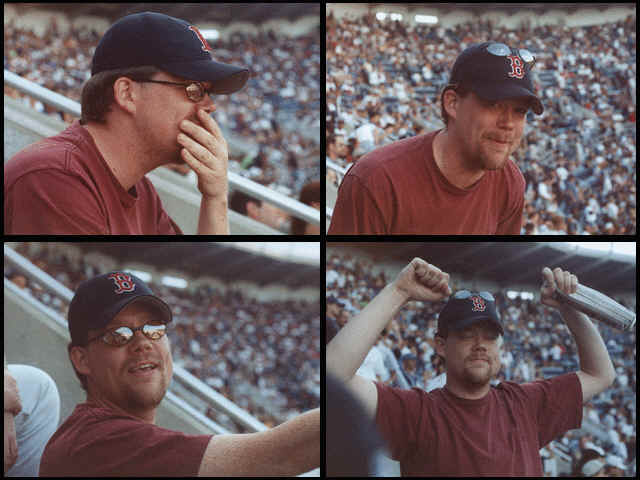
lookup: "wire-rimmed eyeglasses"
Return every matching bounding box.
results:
[135,80,212,103]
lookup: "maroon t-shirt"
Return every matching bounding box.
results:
[4,120,182,234]
[39,402,211,476]
[375,373,582,476]
[328,130,525,234]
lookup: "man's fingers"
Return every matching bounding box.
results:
[411,258,430,278]
[198,108,224,143]
[436,275,452,296]
[541,267,554,286]
[179,111,225,153]
[178,133,212,163]
[178,123,215,154]
[550,267,578,295]
[413,260,440,285]
[541,267,578,307]
[411,258,450,294]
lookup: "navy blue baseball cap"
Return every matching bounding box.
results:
[436,290,503,337]
[68,271,172,346]
[448,42,543,115]
[91,11,250,94]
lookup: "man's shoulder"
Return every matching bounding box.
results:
[347,132,438,179]
[5,121,92,182]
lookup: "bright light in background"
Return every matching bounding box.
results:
[506,290,535,300]
[199,29,220,41]
[127,270,151,282]
[123,271,188,289]
[161,275,188,289]
[415,14,438,24]
[376,12,403,21]
[567,242,635,258]
[218,242,319,265]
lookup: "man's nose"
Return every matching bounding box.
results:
[129,330,153,350]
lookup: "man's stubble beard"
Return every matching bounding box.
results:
[123,373,169,411]
[462,365,493,386]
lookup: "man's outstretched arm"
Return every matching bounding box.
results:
[197,408,319,476]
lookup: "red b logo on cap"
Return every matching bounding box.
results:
[471,296,486,312]
[506,55,525,79]
[108,273,136,294]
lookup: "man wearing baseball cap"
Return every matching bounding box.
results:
[327,258,615,475]
[5,11,248,234]
[329,41,541,234]
[40,271,319,476]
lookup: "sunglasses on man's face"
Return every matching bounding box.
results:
[87,323,167,347]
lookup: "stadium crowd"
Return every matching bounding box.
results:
[326,12,636,234]
[326,251,636,476]
[5,243,320,429]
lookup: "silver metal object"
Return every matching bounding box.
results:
[551,282,636,331]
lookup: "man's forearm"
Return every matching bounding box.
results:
[198,408,319,476]
[326,283,408,383]
[274,408,319,474]
[197,195,229,234]
[560,306,615,381]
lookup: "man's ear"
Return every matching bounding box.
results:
[434,334,447,361]
[442,89,459,123]
[112,76,139,115]
[68,343,91,377]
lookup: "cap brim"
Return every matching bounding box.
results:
[161,60,250,94]
[474,83,544,115]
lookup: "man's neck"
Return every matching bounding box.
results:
[433,128,485,189]
[83,122,147,192]
[86,393,156,424]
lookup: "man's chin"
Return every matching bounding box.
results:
[124,385,165,411]
[463,366,492,386]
